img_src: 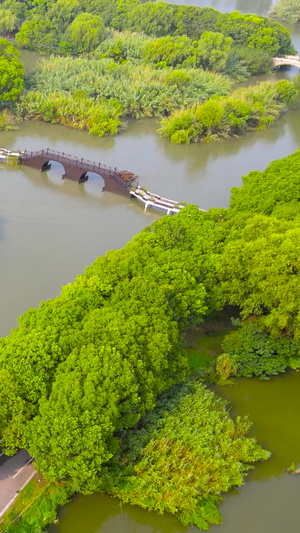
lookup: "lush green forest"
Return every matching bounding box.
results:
[0,0,297,141]
[3,0,294,57]
[0,37,24,130]
[271,0,300,24]
[2,149,300,529]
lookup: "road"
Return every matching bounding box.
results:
[0,450,35,518]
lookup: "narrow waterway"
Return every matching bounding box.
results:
[1,2,300,531]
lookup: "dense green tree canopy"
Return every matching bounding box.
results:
[0,9,16,34]
[0,205,210,488]
[15,16,59,52]
[66,13,105,53]
[229,150,300,221]
[13,0,294,57]
[48,0,80,34]
[0,38,24,102]
[271,0,300,24]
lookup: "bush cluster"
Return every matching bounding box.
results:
[102,381,269,530]
[159,80,298,144]
[18,56,231,133]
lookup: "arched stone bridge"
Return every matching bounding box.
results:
[273,55,300,68]
[20,148,137,197]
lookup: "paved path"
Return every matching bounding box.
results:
[0,450,35,518]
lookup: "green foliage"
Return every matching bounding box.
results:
[4,480,73,533]
[97,30,151,62]
[0,9,17,34]
[229,149,300,220]
[196,31,232,72]
[15,16,59,53]
[1,0,29,25]
[219,322,300,379]
[101,380,269,529]
[20,55,231,130]
[18,91,121,135]
[217,214,300,338]
[66,13,105,53]
[159,80,298,144]
[141,35,196,67]
[234,46,273,75]
[4,144,300,525]
[0,206,213,490]
[48,0,80,34]
[13,0,294,62]
[0,109,18,130]
[271,0,300,24]
[0,38,24,103]
[115,2,294,56]
[217,11,295,55]
[140,31,232,72]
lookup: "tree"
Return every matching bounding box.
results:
[66,13,105,53]
[141,36,195,67]
[26,345,129,491]
[1,0,29,25]
[120,1,176,36]
[228,149,300,221]
[196,31,232,71]
[0,370,29,453]
[15,16,59,52]
[48,0,80,34]
[247,27,280,56]
[0,9,16,35]
[271,0,300,24]
[0,38,24,103]
[217,215,300,337]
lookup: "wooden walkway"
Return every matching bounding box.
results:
[130,186,207,215]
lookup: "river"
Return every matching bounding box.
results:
[0,2,299,531]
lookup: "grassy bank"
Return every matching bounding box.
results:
[0,476,72,533]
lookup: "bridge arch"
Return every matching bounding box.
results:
[40,159,67,186]
[79,171,106,192]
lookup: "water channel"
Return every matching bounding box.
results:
[1,1,299,531]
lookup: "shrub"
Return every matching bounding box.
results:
[219,322,300,378]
